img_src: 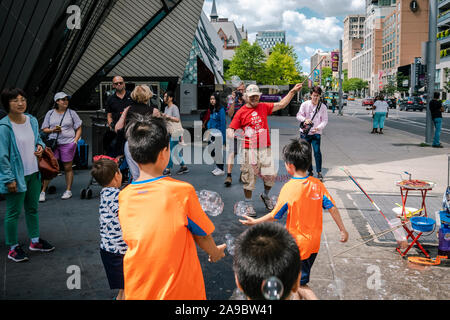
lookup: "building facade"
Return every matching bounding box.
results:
[0,0,208,118]
[256,31,286,51]
[436,0,450,99]
[343,15,365,78]
[209,0,247,61]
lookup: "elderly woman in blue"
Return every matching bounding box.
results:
[0,88,55,263]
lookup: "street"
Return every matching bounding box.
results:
[344,99,450,145]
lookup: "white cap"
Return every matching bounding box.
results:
[245,84,262,97]
[54,92,71,102]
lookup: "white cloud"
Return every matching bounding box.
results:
[301,58,311,73]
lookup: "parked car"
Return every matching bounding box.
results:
[348,95,355,101]
[385,98,396,109]
[399,96,425,111]
[443,100,450,113]
[362,97,374,107]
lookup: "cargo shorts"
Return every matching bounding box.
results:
[240,147,277,191]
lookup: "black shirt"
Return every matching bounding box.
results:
[430,99,443,119]
[105,91,133,125]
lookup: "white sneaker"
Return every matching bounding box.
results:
[39,192,45,202]
[212,168,219,175]
[213,168,225,176]
[61,190,72,200]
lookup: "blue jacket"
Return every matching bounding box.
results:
[0,114,45,194]
[207,106,226,144]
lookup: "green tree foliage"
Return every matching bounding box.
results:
[320,67,333,88]
[226,41,266,81]
[343,78,368,95]
[223,59,231,80]
[396,72,409,93]
[226,42,303,85]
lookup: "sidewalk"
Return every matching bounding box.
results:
[0,110,448,300]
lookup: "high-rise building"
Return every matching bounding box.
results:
[255,31,286,51]
[343,15,365,78]
[352,0,429,96]
[380,0,429,93]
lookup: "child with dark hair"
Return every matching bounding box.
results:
[119,114,226,300]
[233,222,301,300]
[240,139,348,300]
[91,158,127,300]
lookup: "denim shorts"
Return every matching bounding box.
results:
[300,253,318,285]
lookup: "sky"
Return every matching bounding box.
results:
[202,0,366,74]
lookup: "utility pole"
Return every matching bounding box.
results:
[425,0,437,145]
[338,39,343,115]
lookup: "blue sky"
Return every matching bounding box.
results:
[202,0,366,73]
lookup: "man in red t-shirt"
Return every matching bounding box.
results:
[227,83,302,217]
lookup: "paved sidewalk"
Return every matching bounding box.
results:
[0,110,448,300]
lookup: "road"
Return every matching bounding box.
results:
[343,99,450,145]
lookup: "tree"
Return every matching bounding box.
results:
[396,72,409,94]
[263,51,301,85]
[321,67,333,88]
[226,41,266,81]
[382,77,396,97]
[223,59,231,80]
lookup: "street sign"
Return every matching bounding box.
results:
[331,51,339,72]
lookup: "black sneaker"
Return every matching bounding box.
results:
[308,171,314,177]
[432,144,443,148]
[8,246,29,262]
[163,169,171,176]
[317,173,324,181]
[177,166,190,175]
[29,239,55,252]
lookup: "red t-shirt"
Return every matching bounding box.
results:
[229,103,274,149]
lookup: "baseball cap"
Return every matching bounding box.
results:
[245,84,262,97]
[54,92,71,102]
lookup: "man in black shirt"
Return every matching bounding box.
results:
[105,76,133,129]
[104,76,133,157]
[430,92,444,148]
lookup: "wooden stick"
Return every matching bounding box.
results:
[333,222,409,257]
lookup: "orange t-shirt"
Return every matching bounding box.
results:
[118,176,215,300]
[270,176,335,260]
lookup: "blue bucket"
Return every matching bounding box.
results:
[410,217,436,233]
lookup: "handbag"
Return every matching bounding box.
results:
[166,119,184,137]
[38,147,60,180]
[42,109,68,151]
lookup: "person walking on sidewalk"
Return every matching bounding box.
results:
[163,91,189,176]
[0,88,55,263]
[207,92,227,176]
[228,83,303,217]
[224,82,246,187]
[371,94,388,134]
[40,92,83,201]
[430,92,444,148]
[296,86,328,181]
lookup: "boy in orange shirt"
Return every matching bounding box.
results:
[240,139,348,300]
[118,114,226,300]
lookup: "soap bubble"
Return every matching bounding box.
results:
[234,201,250,217]
[224,234,236,256]
[261,276,284,300]
[231,75,242,87]
[196,190,224,217]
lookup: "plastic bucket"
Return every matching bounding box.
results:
[410,217,436,233]
[389,218,408,249]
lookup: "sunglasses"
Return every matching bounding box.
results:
[113,82,124,85]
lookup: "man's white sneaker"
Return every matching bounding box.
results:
[212,168,219,175]
[213,168,225,176]
[61,190,72,200]
[39,192,46,203]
